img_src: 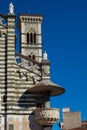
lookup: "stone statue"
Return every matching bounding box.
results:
[9,2,14,14]
[43,51,48,60]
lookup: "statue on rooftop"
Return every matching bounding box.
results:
[9,2,14,14]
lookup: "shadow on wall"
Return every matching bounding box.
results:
[18,90,43,108]
[18,90,52,130]
[18,90,43,130]
[28,113,51,130]
[28,112,42,130]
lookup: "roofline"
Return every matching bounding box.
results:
[18,14,43,18]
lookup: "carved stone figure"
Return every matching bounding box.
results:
[9,2,14,14]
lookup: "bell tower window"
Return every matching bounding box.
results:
[27,29,36,44]
[27,33,29,43]
[34,33,36,44]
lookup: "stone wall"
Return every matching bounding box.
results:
[63,112,81,130]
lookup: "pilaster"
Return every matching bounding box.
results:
[6,14,16,113]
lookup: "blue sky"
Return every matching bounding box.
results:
[1,0,87,130]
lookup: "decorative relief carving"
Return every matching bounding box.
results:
[35,108,60,126]
[43,66,50,76]
[16,70,35,82]
[35,108,59,118]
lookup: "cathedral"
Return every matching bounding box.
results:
[0,3,65,130]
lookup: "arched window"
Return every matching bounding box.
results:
[28,54,36,66]
[32,55,35,60]
[27,29,36,44]
[30,33,33,43]
[28,55,31,66]
[34,33,36,44]
[27,33,29,43]
[28,55,31,59]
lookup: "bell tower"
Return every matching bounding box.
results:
[18,15,43,67]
